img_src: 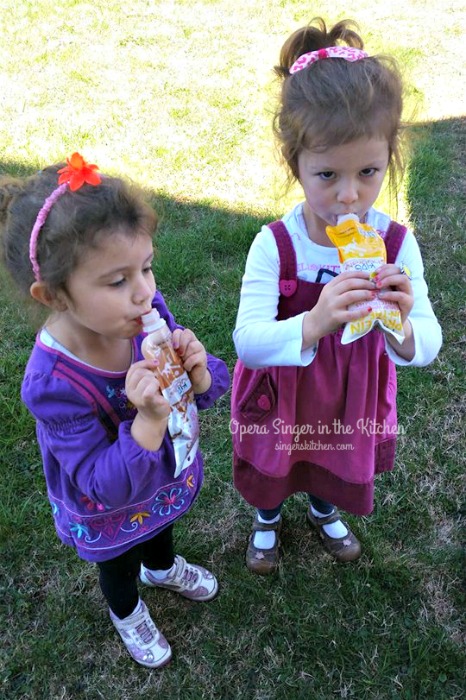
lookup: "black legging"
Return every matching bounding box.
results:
[258,494,334,521]
[97,525,175,619]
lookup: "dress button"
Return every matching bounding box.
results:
[279,279,297,297]
[257,394,271,411]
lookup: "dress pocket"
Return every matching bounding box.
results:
[238,371,277,422]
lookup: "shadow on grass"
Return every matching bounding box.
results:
[1,117,465,700]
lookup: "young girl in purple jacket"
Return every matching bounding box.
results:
[0,153,229,668]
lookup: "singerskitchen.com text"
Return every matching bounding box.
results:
[274,440,354,455]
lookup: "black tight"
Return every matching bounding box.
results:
[257,494,334,521]
[97,525,174,619]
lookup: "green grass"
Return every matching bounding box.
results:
[1,2,465,699]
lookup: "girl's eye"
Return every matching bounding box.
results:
[318,171,335,181]
[109,278,126,288]
[360,168,377,177]
[143,265,153,275]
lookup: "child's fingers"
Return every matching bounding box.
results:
[127,358,159,377]
[172,328,198,355]
[341,303,375,323]
[133,373,160,398]
[144,387,170,413]
[171,328,182,350]
[339,288,377,308]
[335,270,372,284]
[377,289,414,322]
[337,270,371,280]
[126,362,160,396]
[329,272,374,294]
[132,374,171,414]
[183,349,207,373]
[321,275,375,307]
[172,330,208,370]
[374,264,412,291]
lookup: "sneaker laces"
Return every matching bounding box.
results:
[135,618,156,645]
[179,564,199,589]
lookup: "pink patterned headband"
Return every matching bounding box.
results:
[289,46,367,74]
[29,152,101,282]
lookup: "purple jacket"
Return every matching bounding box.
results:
[21,292,230,562]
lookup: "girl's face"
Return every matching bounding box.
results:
[58,230,156,341]
[297,137,390,245]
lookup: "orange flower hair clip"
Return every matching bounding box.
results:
[29,152,102,280]
[57,152,101,191]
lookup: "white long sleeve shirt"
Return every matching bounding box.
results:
[233,203,442,369]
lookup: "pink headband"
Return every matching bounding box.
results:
[289,46,367,74]
[29,152,101,282]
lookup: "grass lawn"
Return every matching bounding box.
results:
[0,1,464,698]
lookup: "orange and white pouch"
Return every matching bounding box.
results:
[326,214,404,345]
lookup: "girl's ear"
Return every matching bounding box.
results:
[29,281,68,311]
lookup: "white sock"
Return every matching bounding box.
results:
[310,506,348,539]
[253,513,280,549]
[143,562,175,580]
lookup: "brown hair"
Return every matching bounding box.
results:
[0,163,157,298]
[273,18,405,196]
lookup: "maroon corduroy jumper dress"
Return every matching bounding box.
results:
[231,219,406,516]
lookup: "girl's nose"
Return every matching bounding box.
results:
[337,180,358,205]
[133,276,154,305]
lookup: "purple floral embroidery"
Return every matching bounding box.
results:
[130,511,151,526]
[81,495,106,512]
[152,487,187,517]
[106,385,134,412]
[70,522,90,539]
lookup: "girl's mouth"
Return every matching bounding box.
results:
[134,310,152,325]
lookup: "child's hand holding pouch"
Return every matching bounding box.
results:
[326,214,404,345]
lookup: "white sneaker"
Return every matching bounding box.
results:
[140,555,218,601]
[110,600,172,668]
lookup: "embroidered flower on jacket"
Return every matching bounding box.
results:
[130,511,151,526]
[153,487,186,517]
[70,522,90,539]
[106,385,134,412]
[81,495,106,512]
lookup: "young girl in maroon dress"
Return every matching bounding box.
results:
[231,18,442,574]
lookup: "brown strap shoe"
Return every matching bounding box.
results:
[306,509,361,562]
[245,514,282,575]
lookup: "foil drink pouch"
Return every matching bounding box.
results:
[141,309,199,477]
[326,215,404,345]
